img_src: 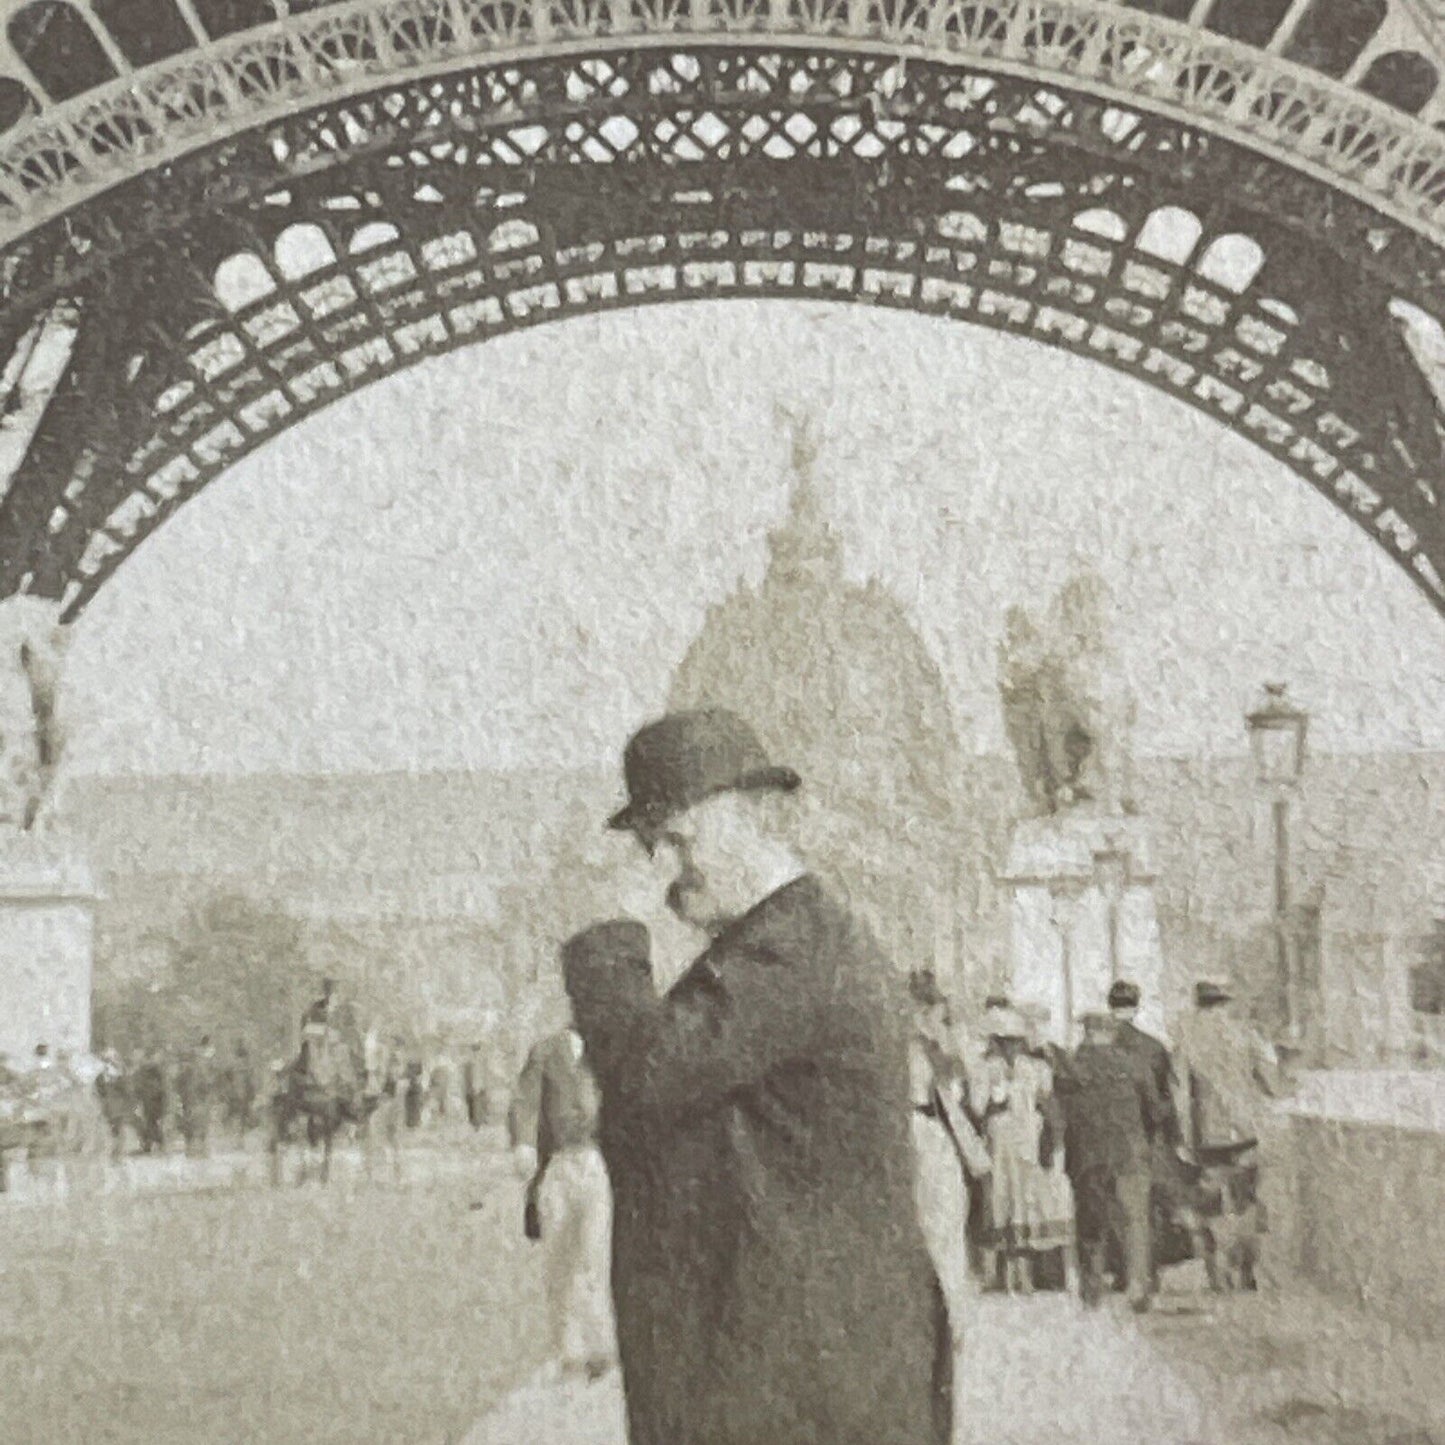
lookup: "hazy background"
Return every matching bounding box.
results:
[57,301,1445,780]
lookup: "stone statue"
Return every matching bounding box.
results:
[996,604,1058,815]
[0,596,67,830]
[997,571,1136,817]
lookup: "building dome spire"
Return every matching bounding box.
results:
[767,409,843,581]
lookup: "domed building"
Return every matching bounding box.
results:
[668,430,985,997]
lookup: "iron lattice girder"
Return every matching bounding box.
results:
[6,47,1445,317]
[3,50,1445,617]
[1,0,1445,247]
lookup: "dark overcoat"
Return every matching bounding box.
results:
[565,875,951,1445]
[1112,1021,1181,1148]
[1112,1019,1190,1210]
[1055,1040,1154,1181]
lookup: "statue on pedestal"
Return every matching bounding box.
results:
[0,596,67,831]
[996,569,1137,818]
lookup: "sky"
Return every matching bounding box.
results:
[59,300,1445,777]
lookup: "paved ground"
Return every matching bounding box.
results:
[4,1146,1442,1445]
[1,1140,537,1445]
[465,1290,1217,1445]
[465,1271,1445,1445]
[1140,1274,1445,1445]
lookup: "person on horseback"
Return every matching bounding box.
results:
[270,980,373,1184]
[298,978,364,1097]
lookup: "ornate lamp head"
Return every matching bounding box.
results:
[1246,683,1308,789]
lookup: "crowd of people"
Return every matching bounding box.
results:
[503,706,1294,1445]
[909,973,1283,1317]
[0,982,500,1193]
[6,700,1292,1443]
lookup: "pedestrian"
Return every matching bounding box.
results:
[0,1049,16,1191]
[175,1035,217,1159]
[1108,981,1179,1139]
[1171,980,1284,1290]
[133,1048,168,1154]
[95,1048,130,1161]
[909,969,989,1344]
[62,1052,110,1196]
[403,1057,424,1130]
[1172,980,1282,1153]
[979,1007,1068,1293]
[508,1020,614,1383]
[464,1044,487,1129]
[564,708,951,1445]
[1055,1010,1157,1311]
[362,1036,404,1183]
[225,1040,257,1141]
[1107,979,1186,1289]
[430,1050,453,1123]
[25,1043,63,1190]
[1018,1001,1076,1293]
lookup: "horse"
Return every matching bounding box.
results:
[267,1031,380,1186]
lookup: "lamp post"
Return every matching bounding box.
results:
[1246,683,1309,1046]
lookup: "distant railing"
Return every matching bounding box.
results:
[1286,1068,1445,1129]
[0,0,1442,247]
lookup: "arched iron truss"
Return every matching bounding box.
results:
[4,43,1445,618]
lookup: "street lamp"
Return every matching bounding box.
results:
[1093,843,1130,986]
[1246,683,1309,1044]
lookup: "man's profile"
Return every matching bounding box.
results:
[564,708,951,1445]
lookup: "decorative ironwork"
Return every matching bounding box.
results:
[2,51,1444,621]
[0,0,1443,251]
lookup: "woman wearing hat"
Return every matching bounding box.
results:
[980,1006,1069,1294]
[1017,1000,1077,1293]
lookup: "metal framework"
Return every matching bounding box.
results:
[3,0,1445,243]
[1,18,1445,617]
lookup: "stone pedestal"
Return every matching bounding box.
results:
[0,837,97,1063]
[1001,812,1165,1047]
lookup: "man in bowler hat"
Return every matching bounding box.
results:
[563,709,952,1445]
[1107,979,1184,1290]
[1171,981,1285,1289]
[1108,980,1179,1147]
[1056,1009,1158,1311]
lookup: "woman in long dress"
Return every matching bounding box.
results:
[1020,1001,1077,1292]
[980,1008,1072,1293]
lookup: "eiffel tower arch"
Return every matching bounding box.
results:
[0,0,1444,622]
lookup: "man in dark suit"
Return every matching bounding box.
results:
[1056,1010,1156,1311]
[1108,980,1180,1150]
[1107,979,1184,1290]
[564,709,951,1445]
[509,1025,614,1381]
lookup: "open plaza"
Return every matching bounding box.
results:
[1,1133,1442,1445]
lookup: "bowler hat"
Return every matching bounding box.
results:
[561,919,652,979]
[1108,980,1141,1009]
[1195,980,1232,1008]
[608,709,800,836]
